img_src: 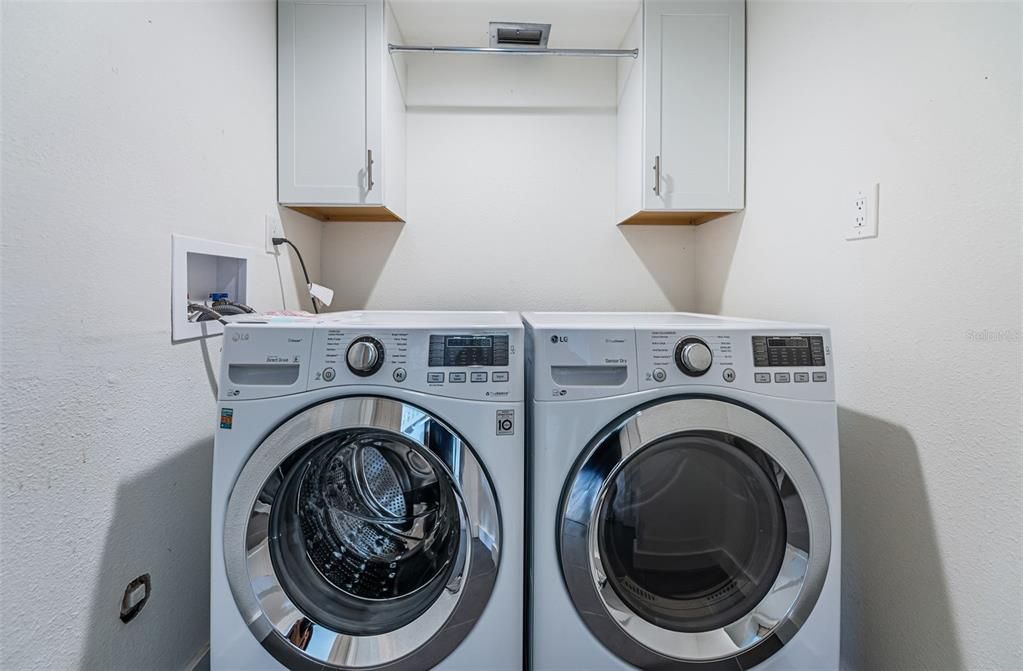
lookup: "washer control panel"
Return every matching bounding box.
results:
[309,327,523,401]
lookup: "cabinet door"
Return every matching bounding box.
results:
[644,0,744,211]
[279,0,382,205]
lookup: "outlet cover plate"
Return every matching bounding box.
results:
[847,183,879,241]
[265,214,284,254]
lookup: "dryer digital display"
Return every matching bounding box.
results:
[429,334,510,367]
[752,335,826,367]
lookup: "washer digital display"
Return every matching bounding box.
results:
[429,334,510,367]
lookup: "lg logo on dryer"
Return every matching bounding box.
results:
[551,335,568,343]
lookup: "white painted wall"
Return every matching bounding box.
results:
[320,53,699,312]
[0,2,320,670]
[5,3,1017,670]
[695,2,1022,669]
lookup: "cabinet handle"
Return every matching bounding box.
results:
[367,149,375,192]
[653,155,661,196]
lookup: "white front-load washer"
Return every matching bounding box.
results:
[524,312,840,671]
[211,311,524,671]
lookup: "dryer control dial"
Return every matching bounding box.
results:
[346,337,384,376]
[675,338,713,377]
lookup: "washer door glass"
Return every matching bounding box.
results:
[598,431,787,634]
[270,428,462,636]
[224,397,500,671]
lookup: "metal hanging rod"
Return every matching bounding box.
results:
[388,44,638,59]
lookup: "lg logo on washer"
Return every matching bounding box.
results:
[550,335,567,344]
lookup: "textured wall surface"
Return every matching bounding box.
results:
[695,2,1022,669]
[0,2,320,670]
[319,53,699,312]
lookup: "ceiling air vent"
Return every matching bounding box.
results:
[489,22,551,50]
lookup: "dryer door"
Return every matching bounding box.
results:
[224,396,500,671]
[560,397,831,669]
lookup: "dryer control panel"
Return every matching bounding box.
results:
[524,313,834,402]
[635,327,834,401]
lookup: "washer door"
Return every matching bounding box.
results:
[224,397,500,671]
[560,398,831,669]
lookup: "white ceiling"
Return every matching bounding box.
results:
[389,0,641,49]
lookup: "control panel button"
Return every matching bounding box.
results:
[754,372,771,383]
[722,368,736,383]
[427,372,444,384]
[449,372,466,383]
[794,372,809,383]
[470,372,488,383]
[813,371,828,382]
[392,368,406,382]
[774,372,791,383]
[492,371,509,383]
[322,367,336,382]
[652,368,667,383]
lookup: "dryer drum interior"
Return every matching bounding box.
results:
[596,431,790,634]
[560,397,831,668]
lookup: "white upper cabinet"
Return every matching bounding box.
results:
[618,0,745,225]
[278,0,739,226]
[278,0,406,222]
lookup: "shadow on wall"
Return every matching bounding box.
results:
[81,439,214,671]
[838,408,962,671]
[618,223,710,311]
[689,211,744,314]
[319,222,404,310]
[276,207,328,314]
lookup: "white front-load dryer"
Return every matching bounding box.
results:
[211,311,524,671]
[524,312,841,671]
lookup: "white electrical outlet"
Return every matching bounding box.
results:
[265,214,284,254]
[846,183,879,241]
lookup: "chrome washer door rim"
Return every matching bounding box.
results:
[560,397,831,667]
[224,396,501,671]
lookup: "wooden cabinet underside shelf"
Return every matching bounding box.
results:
[285,204,406,223]
[618,210,735,226]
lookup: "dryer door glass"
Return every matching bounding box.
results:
[560,398,831,669]
[223,397,501,671]
[598,431,787,633]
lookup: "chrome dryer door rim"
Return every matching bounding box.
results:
[559,397,831,669]
[224,396,501,671]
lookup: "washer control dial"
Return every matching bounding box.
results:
[346,336,384,377]
[674,337,713,377]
